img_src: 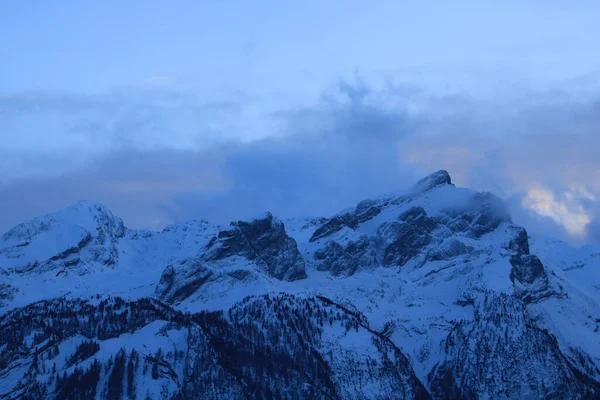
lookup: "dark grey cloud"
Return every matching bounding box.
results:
[167,136,418,224]
[1,79,600,247]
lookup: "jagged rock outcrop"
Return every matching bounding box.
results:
[427,238,473,262]
[508,226,530,255]
[438,191,511,238]
[202,212,307,281]
[505,226,554,303]
[314,236,377,276]
[412,169,453,193]
[377,207,438,267]
[308,171,512,277]
[510,254,546,285]
[355,199,384,223]
[507,227,545,283]
[309,170,453,244]
[312,206,442,274]
[155,258,214,304]
[310,212,360,242]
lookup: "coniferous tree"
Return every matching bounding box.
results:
[127,351,136,399]
[152,348,162,380]
[107,349,125,400]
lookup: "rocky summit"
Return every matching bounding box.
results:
[1,170,600,399]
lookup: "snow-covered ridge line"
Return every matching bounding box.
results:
[1,169,600,399]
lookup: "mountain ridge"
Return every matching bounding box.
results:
[1,170,600,399]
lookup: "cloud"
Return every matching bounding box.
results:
[1,78,600,247]
[522,187,591,237]
[0,149,229,231]
[0,89,264,164]
[399,91,600,245]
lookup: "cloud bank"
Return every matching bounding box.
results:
[1,79,599,246]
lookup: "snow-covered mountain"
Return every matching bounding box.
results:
[1,170,599,399]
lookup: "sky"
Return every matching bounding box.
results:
[1,1,600,246]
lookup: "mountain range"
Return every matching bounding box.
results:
[1,170,600,399]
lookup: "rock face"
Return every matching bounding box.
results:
[377,207,438,267]
[2,170,600,399]
[505,226,553,303]
[314,236,377,276]
[154,258,213,304]
[203,212,307,281]
[310,180,511,276]
[507,227,544,283]
[355,199,383,223]
[510,254,546,285]
[439,191,511,238]
[310,212,359,242]
[412,169,453,193]
[154,213,307,304]
[427,238,472,262]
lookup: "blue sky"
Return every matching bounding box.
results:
[3,1,600,94]
[1,1,600,245]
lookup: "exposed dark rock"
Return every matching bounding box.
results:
[377,207,437,267]
[314,236,377,276]
[510,254,546,285]
[506,226,555,303]
[64,258,80,267]
[441,192,511,238]
[204,212,306,281]
[355,199,378,215]
[312,206,443,276]
[508,227,530,255]
[355,199,386,223]
[357,205,382,223]
[156,213,308,304]
[427,239,473,262]
[412,170,452,193]
[155,258,213,305]
[226,269,253,281]
[399,206,437,229]
[48,233,93,261]
[310,212,359,242]
[508,227,543,283]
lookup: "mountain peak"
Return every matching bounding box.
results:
[3,170,600,399]
[51,200,124,237]
[2,200,124,248]
[412,169,452,193]
[59,200,114,218]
